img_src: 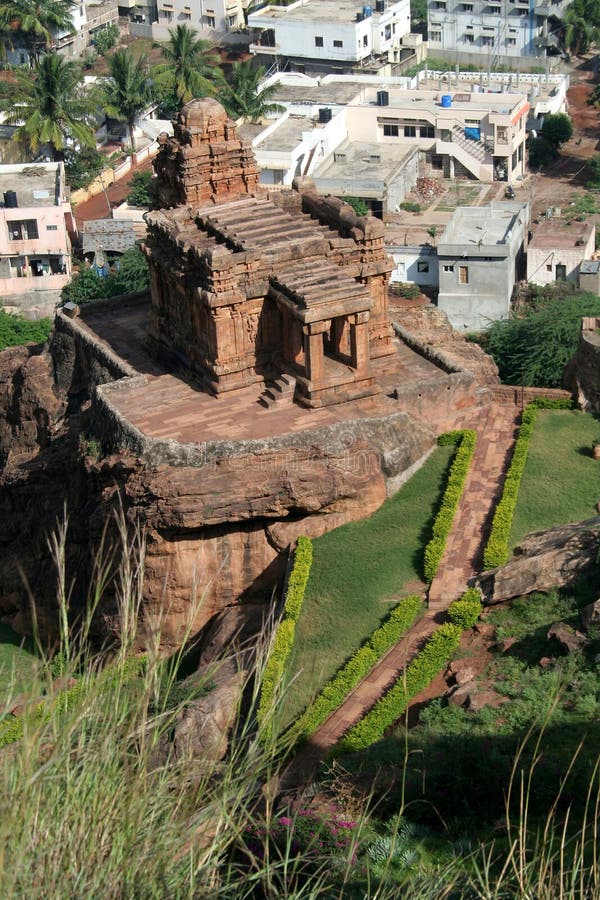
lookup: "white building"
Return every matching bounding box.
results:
[248,0,411,73]
[427,0,568,68]
[527,219,596,286]
[130,0,245,38]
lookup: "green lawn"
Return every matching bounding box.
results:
[280,444,455,727]
[510,409,600,548]
[0,624,39,702]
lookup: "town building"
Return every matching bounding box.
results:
[5,0,119,63]
[248,0,412,74]
[427,0,569,69]
[436,200,529,332]
[579,260,600,296]
[0,163,76,305]
[130,0,245,38]
[526,219,595,286]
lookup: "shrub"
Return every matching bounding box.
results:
[335,622,462,753]
[93,23,120,56]
[423,430,477,582]
[287,594,423,745]
[0,310,52,350]
[392,282,421,299]
[344,196,369,216]
[529,396,574,410]
[61,247,149,305]
[64,145,106,191]
[126,170,153,208]
[447,588,483,629]
[257,537,313,740]
[399,201,422,213]
[483,405,536,569]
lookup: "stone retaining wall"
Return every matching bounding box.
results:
[489,384,573,407]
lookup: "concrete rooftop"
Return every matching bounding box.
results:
[271,81,365,107]
[528,218,595,250]
[250,0,394,25]
[314,138,415,184]
[255,115,323,153]
[440,202,528,248]
[0,163,60,208]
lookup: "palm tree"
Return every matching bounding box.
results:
[221,61,283,123]
[2,0,75,60]
[152,25,223,107]
[97,48,154,152]
[0,52,96,159]
[563,11,598,55]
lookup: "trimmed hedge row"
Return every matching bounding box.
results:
[447,587,483,629]
[334,591,482,754]
[483,405,537,569]
[257,536,313,740]
[335,622,463,754]
[286,594,423,746]
[423,429,477,582]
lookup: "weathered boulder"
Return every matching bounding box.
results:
[477,517,600,604]
[547,621,588,654]
[581,599,600,631]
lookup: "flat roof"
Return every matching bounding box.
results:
[255,114,320,153]
[314,138,415,184]
[0,163,60,208]
[528,218,594,250]
[440,201,528,247]
[271,81,364,106]
[358,86,520,116]
[581,260,600,274]
[250,0,396,25]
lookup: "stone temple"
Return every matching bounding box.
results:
[144,98,397,408]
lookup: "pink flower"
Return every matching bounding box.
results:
[279,816,292,827]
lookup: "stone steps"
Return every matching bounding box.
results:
[257,373,297,408]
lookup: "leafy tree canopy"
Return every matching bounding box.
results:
[96,48,154,151]
[93,22,120,56]
[483,292,600,387]
[126,170,153,207]
[541,113,573,151]
[151,25,223,108]
[221,60,283,122]
[0,310,52,350]
[61,247,149,305]
[64,145,105,191]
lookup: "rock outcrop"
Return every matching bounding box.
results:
[477,517,600,604]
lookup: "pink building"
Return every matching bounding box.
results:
[0,162,77,303]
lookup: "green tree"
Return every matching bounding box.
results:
[93,22,120,56]
[97,48,154,152]
[151,25,223,107]
[484,293,600,387]
[586,155,600,189]
[61,247,149,305]
[527,136,557,169]
[0,52,96,159]
[64,145,105,191]
[541,113,573,151]
[2,0,74,59]
[563,10,598,54]
[221,60,283,122]
[126,170,153,207]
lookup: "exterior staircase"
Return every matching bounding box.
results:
[258,373,297,408]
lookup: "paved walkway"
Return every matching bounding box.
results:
[281,399,521,785]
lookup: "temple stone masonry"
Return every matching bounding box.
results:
[146,98,395,408]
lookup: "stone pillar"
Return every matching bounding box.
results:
[303,321,328,385]
[350,312,370,375]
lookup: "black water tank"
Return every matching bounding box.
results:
[375,0,385,10]
[4,190,17,208]
[318,107,332,123]
[356,11,364,21]
[377,89,389,107]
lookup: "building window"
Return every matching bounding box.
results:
[417,261,429,273]
[204,14,215,26]
[443,264,454,273]
[506,37,516,45]
[462,2,473,8]
[315,35,323,46]
[404,125,416,137]
[383,123,399,136]
[333,39,343,47]
[384,23,391,39]
[464,33,474,43]
[363,34,368,46]
[7,219,38,241]
[182,11,191,18]
[459,265,469,284]
[481,37,493,46]
[546,263,552,271]
[420,125,435,138]
[430,30,441,41]
[228,14,237,25]
[46,224,58,231]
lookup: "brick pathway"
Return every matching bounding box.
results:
[281,400,521,785]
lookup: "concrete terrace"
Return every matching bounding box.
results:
[76,300,446,445]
